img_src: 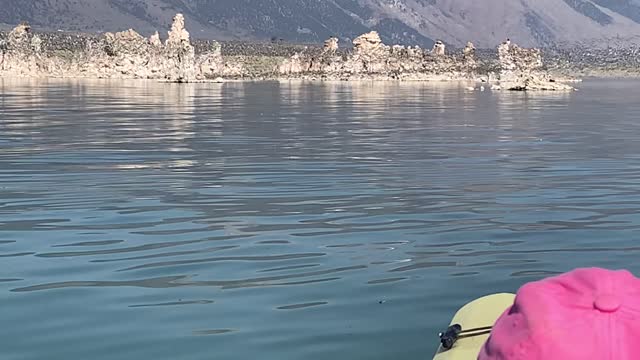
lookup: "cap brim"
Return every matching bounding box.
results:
[432,293,515,360]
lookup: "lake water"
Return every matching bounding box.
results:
[2,78,640,360]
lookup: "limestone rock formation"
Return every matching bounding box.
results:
[279,53,306,74]
[432,40,446,56]
[1,21,44,76]
[167,14,190,45]
[149,31,162,48]
[197,41,224,79]
[0,17,580,87]
[30,35,42,53]
[463,42,475,61]
[497,40,542,72]
[164,14,196,82]
[277,33,475,80]
[353,31,384,53]
[104,29,147,55]
[100,29,153,78]
[323,37,339,52]
[496,40,573,91]
[0,13,210,81]
[462,41,476,75]
[8,21,31,48]
[348,31,392,74]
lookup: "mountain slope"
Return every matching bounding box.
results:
[3,0,640,47]
[0,0,230,39]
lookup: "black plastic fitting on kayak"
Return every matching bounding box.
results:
[438,324,493,350]
[439,324,462,350]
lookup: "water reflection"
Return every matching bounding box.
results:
[4,79,640,360]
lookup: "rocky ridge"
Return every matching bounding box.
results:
[9,0,640,49]
[0,14,573,90]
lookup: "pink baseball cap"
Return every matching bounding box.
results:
[479,267,640,360]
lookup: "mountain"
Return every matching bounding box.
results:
[3,0,640,48]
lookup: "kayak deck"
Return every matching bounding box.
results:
[433,293,515,360]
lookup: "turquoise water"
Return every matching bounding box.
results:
[2,78,640,359]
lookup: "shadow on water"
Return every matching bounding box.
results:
[3,78,640,360]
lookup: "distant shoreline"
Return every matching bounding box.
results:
[4,29,639,79]
[1,14,628,91]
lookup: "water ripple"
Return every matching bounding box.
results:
[117,253,327,272]
[193,329,236,336]
[4,79,640,360]
[277,302,328,310]
[129,300,214,308]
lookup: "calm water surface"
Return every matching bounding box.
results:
[2,78,640,359]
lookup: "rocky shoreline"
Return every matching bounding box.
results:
[543,46,640,78]
[0,13,602,91]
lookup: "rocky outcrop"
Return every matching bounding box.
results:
[149,31,162,48]
[274,33,572,86]
[323,37,339,53]
[164,13,196,82]
[276,32,477,81]
[0,16,578,88]
[100,29,152,78]
[353,31,384,53]
[497,40,542,72]
[432,40,446,56]
[9,22,32,46]
[197,41,225,79]
[0,14,219,82]
[0,22,46,76]
[279,53,306,74]
[496,40,573,91]
[463,42,475,62]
